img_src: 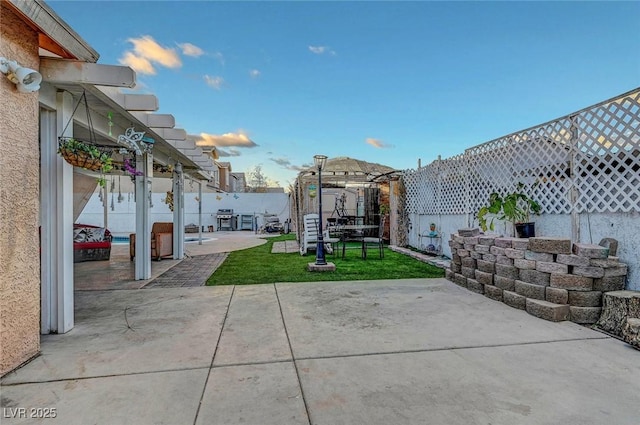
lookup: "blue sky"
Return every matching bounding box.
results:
[49,1,639,187]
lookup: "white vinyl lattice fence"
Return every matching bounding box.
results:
[402,88,640,218]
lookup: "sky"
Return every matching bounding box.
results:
[48,1,639,188]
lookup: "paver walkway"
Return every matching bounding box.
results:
[271,240,301,253]
[144,253,228,288]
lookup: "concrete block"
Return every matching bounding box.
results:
[526,299,570,322]
[494,275,516,291]
[496,255,514,266]
[475,244,491,254]
[598,237,618,256]
[503,290,526,310]
[449,241,464,250]
[515,280,546,300]
[546,287,568,304]
[461,266,476,279]
[568,291,603,307]
[466,278,484,294]
[524,250,554,262]
[603,265,628,277]
[550,274,593,291]
[570,306,602,324]
[463,236,479,245]
[450,262,462,273]
[474,270,493,285]
[556,254,591,267]
[504,248,525,259]
[482,253,497,262]
[452,254,462,264]
[470,251,483,260]
[490,246,506,256]
[512,238,530,250]
[589,257,620,268]
[454,273,468,288]
[477,259,495,274]
[514,258,537,270]
[484,285,503,302]
[494,238,513,248]
[478,236,496,246]
[445,268,455,281]
[464,244,476,251]
[458,228,480,237]
[572,243,609,259]
[453,235,465,244]
[458,249,470,258]
[536,261,569,274]
[572,266,605,278]
[495,263,519,280]
[518,269,551,286]
[593,276,626,292]
[528,237,572,254]
[461,257,477,268]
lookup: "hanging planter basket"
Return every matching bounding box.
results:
[58,138,106,171]
[55,91,114,186]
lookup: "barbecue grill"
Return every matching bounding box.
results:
[216,208,237,231]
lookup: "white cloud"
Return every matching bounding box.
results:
[212,51,225,65]
[178,42,204,57]
[119,35,181,74]
[194,131,258,148]
[119,51,156,75]
[204,75,225,90]
[366,138,394,149]
[309,45,336,56]
[269,157,305,171]
[249,69,261,79]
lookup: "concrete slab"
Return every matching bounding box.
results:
[3,278,639,425]
[276,278,604,359]
[0,369,208,425]
[196,362,308,425]
[2,287,232,384]
[214,285,292,366]
[298,338,640,425]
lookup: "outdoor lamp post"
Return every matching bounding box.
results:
[314,154,328,266]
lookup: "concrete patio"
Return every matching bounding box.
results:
[1,278,639,425]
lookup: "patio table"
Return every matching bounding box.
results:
[337,224,378,259]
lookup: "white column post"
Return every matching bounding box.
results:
[40,91,75,333]
[135,152,152,279]
[173,163,185,259]
[198,180,203,245]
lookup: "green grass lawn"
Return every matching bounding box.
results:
[206,234,444,285]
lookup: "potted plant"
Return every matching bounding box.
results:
[58,137,113,186]
[477,182,541,238]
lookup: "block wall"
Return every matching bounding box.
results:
[445,229,628,324]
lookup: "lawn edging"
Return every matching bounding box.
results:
[389,245,451,269]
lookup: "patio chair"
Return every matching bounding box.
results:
[130,222,174,261]
[300,214,339,256]
[362,216,386,259]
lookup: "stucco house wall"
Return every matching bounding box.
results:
[0,3,42,376]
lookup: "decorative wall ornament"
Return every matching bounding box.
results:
[117,127,154,155]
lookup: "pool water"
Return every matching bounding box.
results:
[112,236,214,244]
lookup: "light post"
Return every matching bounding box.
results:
[314,154,328,266]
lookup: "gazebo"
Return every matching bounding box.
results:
[291,156,397,245]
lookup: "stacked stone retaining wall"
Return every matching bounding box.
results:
[445,228,628,324]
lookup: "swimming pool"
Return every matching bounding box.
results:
[112,236,215,244]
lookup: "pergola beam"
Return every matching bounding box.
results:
[40,58,135,88]
[131,112,176,128]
